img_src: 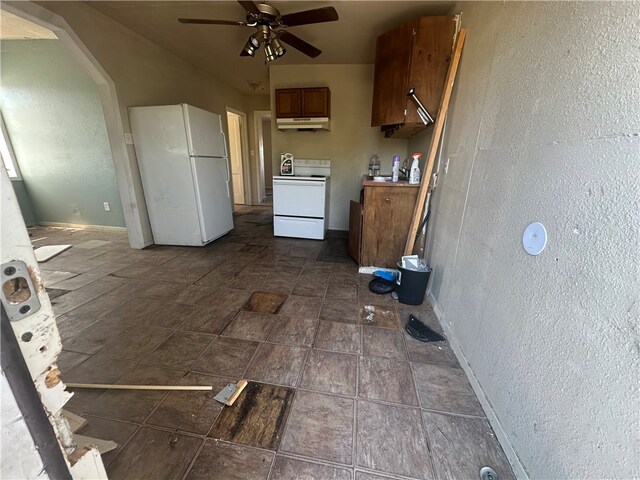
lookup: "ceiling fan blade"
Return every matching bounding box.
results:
[178,18,248,26]
[279,6,338,27]
[238,0,261,16]
[278,31,321,58]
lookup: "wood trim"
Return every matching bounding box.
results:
[65,383,213,391]
[348,200,362,263]
[404,29,466,256]
[1,309,72,479]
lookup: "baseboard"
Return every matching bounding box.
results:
[427,291,530,480]
[37,222,127,232]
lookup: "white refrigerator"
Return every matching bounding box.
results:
[129,104,234,246]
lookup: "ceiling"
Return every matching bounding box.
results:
[1,10,57,39]
[88,1,454,94]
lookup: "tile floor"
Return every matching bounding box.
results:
[35,206,514,480]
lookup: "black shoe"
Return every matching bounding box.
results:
[405,315,445,343]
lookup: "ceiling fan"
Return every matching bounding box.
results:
[178,1,339,62]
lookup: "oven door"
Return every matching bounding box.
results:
[273,179,326,218]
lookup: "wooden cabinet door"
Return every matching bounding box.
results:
[275,89,302,118]
[301,87,330,117]
[371,20,416,127]
[361,186,419,267]
[348,200,362,263]
[405,16,456,124]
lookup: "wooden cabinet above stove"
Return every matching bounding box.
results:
[371,15,457,138]
[275,87,331,118]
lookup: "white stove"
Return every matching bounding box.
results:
[273,159,331,240]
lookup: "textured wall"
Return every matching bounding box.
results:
[269,64,408,230]
[1,39,126,227]
[11,180,36,227]
[409,2,640,478]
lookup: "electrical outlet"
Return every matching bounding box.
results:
[103,202,111,212]
[72,207,80,216]
[444,158,450,174]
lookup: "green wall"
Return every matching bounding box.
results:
[0,40,125,227]
[12,180,37,227]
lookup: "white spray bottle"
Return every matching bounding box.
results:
[409,152,422,184]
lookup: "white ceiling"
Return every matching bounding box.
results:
[1,10,57,39]
[88,1,455,94]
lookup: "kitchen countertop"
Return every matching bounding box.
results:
[361,175,419,187]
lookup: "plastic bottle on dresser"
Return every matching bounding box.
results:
[391,155,400,182]
[409,152,422,184]
[368,154,380,177]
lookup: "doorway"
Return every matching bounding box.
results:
[253,110,272,205]
[226,108,250,206]
[2,3,149,248]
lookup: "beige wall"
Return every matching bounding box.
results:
[409,2,640,478]
[269,64,408,230]
[31,2,266,241]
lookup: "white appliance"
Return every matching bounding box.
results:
[276,117,331,131]
[129,104,234,246]
[273,159,331,240]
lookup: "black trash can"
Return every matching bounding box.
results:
[396,262,432,305]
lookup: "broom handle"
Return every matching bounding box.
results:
[66,383,212,391]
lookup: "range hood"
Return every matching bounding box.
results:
[277,117,331,131]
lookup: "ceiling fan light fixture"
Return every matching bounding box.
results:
[248,32,262,48]
[264,41,277,62]
[271,37,286,57]
[179,2,338,61]
[242,38,257,57]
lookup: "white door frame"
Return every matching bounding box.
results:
[0,167,108,478]
[3,1,152,249]
[253,110,271,203]
[225,107,252,205]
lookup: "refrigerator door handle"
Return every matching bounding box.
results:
[224,158,231,199]
[220,129,231,199]
[220,129,229,159]
[224,157,230,183]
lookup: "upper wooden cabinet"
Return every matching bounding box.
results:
[275,89,302,118]
[275,87,330,118]
[371,15,456,138]
[302,88,331,117]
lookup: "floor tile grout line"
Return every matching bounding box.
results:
[418,405,438,479]
[404,326,424,411]
[273,451,357,473]
[96,423,142,470]
[294,343,313,389]
[352,391,358,469]
[179,437,208,480]
[353,466,425,480]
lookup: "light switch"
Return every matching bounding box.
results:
[124,133,134,145]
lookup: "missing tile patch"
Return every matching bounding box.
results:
[243,292,287,314]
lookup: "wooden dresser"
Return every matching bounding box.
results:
[348,177,419,268]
